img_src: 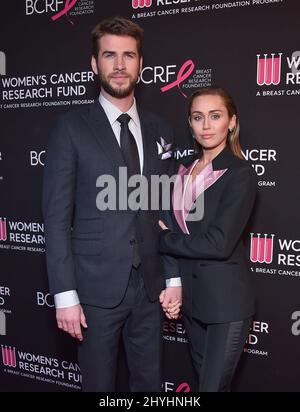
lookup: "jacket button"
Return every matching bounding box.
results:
[129,239,136,245]
[192,274,197,279]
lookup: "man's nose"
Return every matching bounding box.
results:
[114,55,125,70]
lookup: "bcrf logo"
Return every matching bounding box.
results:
[30,150,46,166]
[25,0,78,22]
[37,292,55,307]
[164,381,191,392]
[139,60,195,98]
[132,0,152,8]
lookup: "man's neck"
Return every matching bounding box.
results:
[101,89,134,112]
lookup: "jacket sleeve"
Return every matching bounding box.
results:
[160,208,181,278]
[158,128,180,279]
[159,166,257,260]
[42,117,77,294]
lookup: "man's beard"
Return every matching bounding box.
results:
[99,70,138,98]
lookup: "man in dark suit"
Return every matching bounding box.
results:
[42,16,181,392]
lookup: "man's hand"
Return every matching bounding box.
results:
[159,286,182,319]
[56,304,87,341]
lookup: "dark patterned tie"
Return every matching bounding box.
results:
[117,113,141,268]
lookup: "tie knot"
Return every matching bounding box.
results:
[117,113,131,125]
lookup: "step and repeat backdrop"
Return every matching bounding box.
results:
[1,0,300,392]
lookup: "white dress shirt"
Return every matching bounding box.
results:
[54,94,181,309]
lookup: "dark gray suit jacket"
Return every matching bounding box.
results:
[159,147,257,323]
[43,100,178,308]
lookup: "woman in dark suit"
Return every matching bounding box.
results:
[159,87,257,392]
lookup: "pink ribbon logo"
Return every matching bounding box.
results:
[161,59,195,98]
[51,0,77,23]
[176,382,191,392]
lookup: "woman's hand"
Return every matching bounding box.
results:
[159,288,182,320]
[159,220,169,230]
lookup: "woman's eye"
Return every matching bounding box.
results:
[193,116,203,121]
[211,114,220,120]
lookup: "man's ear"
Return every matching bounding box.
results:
[91,56,98,75]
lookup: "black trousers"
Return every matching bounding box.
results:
[183,315,252,392]
[78,266,162,392]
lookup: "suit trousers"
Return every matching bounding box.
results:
[183,315,252,392]
[78,266,162,392]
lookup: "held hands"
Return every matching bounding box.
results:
[158,221,181,318]
[159,287,182,320]
[56,304,87,341]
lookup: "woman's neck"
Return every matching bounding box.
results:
[201,144,226,165]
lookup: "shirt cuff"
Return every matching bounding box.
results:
[166,277,182,287]
[54,290,80,308]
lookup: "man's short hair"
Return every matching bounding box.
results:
[92,16,144,58]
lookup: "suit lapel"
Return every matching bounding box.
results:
[138,109,155,178]
[212,146,237,170]
[172,161,198,234]
[86,102,157,178]
[85,101,126,172]
[172,149,233,233]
